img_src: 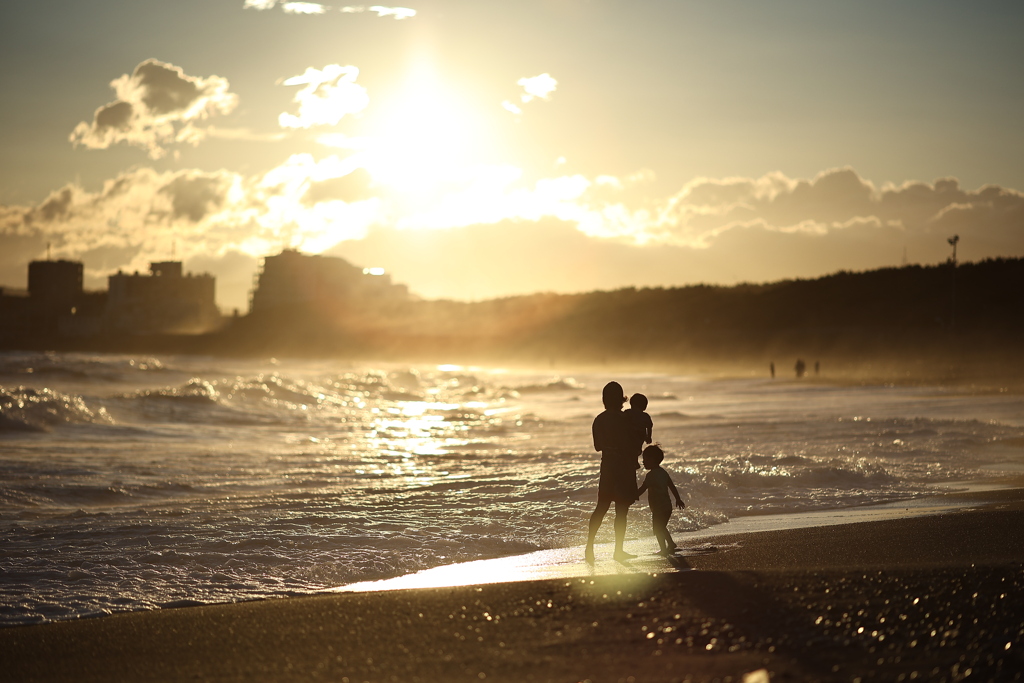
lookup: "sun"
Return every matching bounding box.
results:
[361,60,491,194]
[326,56,534,232]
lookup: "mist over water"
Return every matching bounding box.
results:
[2,352,1023,626]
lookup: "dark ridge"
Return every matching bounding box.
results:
[3,258,1023,385]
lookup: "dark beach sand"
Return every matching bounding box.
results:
[4,499,1024,683]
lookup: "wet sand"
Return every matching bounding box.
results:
[4,502,1024,682]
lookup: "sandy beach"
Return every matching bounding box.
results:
[4,492,1024,683]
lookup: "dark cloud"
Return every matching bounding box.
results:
[133,60,203,114]
[160,173,229,222]
[33,188,74,223]
[667,168,1024,259]
[93,101,134,132]
[2,162,1021,306]
[70,59,238,158]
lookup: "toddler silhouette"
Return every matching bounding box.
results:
[636,444,685,555]
[625,393,653,469]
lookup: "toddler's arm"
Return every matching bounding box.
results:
[667,473,685,509]
[637,473,649,499]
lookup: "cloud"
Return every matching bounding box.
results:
[70,59,238,159]
[368,5,416,19]
[334,166,1024,298]
[159,173,232,222]
[282,2,326,13]
[279,65,369,129]
[340,6,416,18]
[3,160,1022,306]
[10,155,381,263]
[518,73,558,103]
[243,1,415,17]
[658,167,1024,261]
[0,155,386,307]
[330,174,1024,300]
[503,73,557,116]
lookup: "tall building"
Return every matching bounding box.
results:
[249,250,407,315]
[21,260,86,337]
[106,262,221,334]
[28,260,83,309]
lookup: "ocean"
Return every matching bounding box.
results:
[2,352,1023,626]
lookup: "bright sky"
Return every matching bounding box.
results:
[1,0,1022,309]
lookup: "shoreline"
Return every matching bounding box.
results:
[334,485,1024,594]
[4,495,1024,682]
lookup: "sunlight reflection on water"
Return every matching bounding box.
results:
[1,352,1023,624]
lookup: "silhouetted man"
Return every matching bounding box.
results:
[585,381,640,563]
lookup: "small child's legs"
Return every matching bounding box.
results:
[651,507,676,553]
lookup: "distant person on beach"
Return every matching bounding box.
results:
[636,444,685,555]
[625,393,653,469]
[770,362,775,379]
[814,360,820,376]
[795,359,806,378]
[586,381,641,563]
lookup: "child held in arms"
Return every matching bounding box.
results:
[636,444,685,555]
[625,393,653,469]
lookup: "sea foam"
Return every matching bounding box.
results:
[1,353,1023,625]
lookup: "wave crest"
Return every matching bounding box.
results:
[0,386,112,432]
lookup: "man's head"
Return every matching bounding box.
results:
[602,381,626,410]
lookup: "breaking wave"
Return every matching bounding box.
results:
[2,354,1023,625]
[0,386,112,432]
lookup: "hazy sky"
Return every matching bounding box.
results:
[2,0,1022,309]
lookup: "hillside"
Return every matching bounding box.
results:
[8,257,1023,384]
[207,257,1024,383]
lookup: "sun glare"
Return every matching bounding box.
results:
[363,61,490,194]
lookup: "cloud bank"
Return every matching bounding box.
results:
[2,164,1021,307]
[1,154,381,302]
[70,60,238,159]
[659,168,1024,259]
[327,168,1024,300]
